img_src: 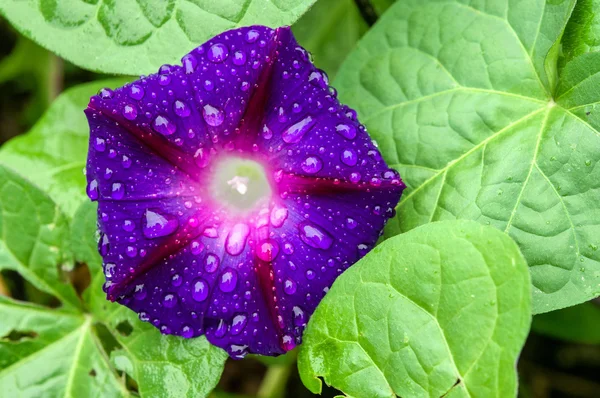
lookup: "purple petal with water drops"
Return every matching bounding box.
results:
[86,25,404,358]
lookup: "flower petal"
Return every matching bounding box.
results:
[86,25,404,358]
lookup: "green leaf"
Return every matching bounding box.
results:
[0,165,79,309]
[293,0,367,78]
[87,273,228,398]
[0,79,130,218]
[559,0,600,68]
[298,220,531,398]
[334,0,600,314]
[0,296,128,398]
[71,201,102,276]
[532,301,600,344]
[0,0,316,75]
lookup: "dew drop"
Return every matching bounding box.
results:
[281,334,296,351]
[134,284,147,300]
[208,43,229,63]
[306,269,315,280]
[293,306,306,327]
[262,124,273,139]
[270,206,288,228]
[126,246,137,258]
[181,325,194,338]
[225,224,250,256]
[282,116,315,143]
[98,88,113,99]
[128,84,145,100]
[191,240,204,255]
[219,268,238,293]
[182,54,197,74]
[245,30,260,43]
[111,182,125,199]
[283,242,294,254]
[205,253,220,273]
[203,104,224,126]
[163,293,177,308]
[171,273,182,287]
[233,50,246,65]
[174,100,191,117]
[299,222,333,250]
[122,104,137,120]
[194,147,211,168]
[123,219,135,232]
[346,217,357,230]
[142,209,179,238]
[122,155,132,168]
[87,179,98,200]
[335,123,357,140]
[192,278,209,302]
[341,149,358,166]
[153,115,177,136]
[284,278,297,295]
[98,233,110,256]
[93,137,106,152]
[301,156,322,174]
[230,314,247,335]
[256,240,279,261]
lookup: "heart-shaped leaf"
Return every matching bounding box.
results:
[0,0,316,75]
[334,0,600,314]
[298,220,531,398]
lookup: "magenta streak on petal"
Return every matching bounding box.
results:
[278,172,406,195]
[84,106,203,181]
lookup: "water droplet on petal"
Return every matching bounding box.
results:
[203,104,224,126]
[142,209,179,238]
[346,217,357,229]
[302,156,322,174]
[122,104,137,120]
[230,314,247,335]
[215,319,227,337]
[341,149,358,166]
[194,147,211,168]
[205,253,220,273]
[122,155,132,168]
[293,306,306,327]
[256,240,279,261]
[153,115,176,135]
[182,54,197,74]
[134,284,147,300]
[191,240,204,255]
[233,50,246,65]
[270,206,288,227]
[284,278,297,295]
[262,124,273,139]
[174,100,191,117]
[98,233,110,255]
[335,123,357,140]
[93,137,106,152]
[225,224,250,256]
[163,293,177,308]
[299,222,333,250]
[181,325,194,338]
[87,179,99,200]
[245,30,260,43]
[128,84,144,100]
[171,273,182,287]
[111,182,125,199]
[99,88,113,99]
[282,116,315,143]
[192,278,209,302]
[219,268,238,293]
[208,43,228,63]
[306,269,315,280]
[281,334,296,351]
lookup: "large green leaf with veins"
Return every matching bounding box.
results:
[0,0,316,75]
[334,0,600,314]
[298,220,531,398]
[0,79,130,218]
[0,165,79,309]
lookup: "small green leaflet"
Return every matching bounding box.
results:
[0,79,130,218]
[335,0,600,314]
[0,171,227,397]
[298,220,531,398]
[0,0,316,75]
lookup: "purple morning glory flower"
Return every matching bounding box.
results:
[85,26,404,358]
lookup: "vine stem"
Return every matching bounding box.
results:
[256,351,297,398]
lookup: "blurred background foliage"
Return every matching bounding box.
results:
[0,0,599,396]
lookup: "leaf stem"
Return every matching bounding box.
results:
[256,351,297,398]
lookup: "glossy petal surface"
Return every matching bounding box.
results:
[86,26,404,357]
